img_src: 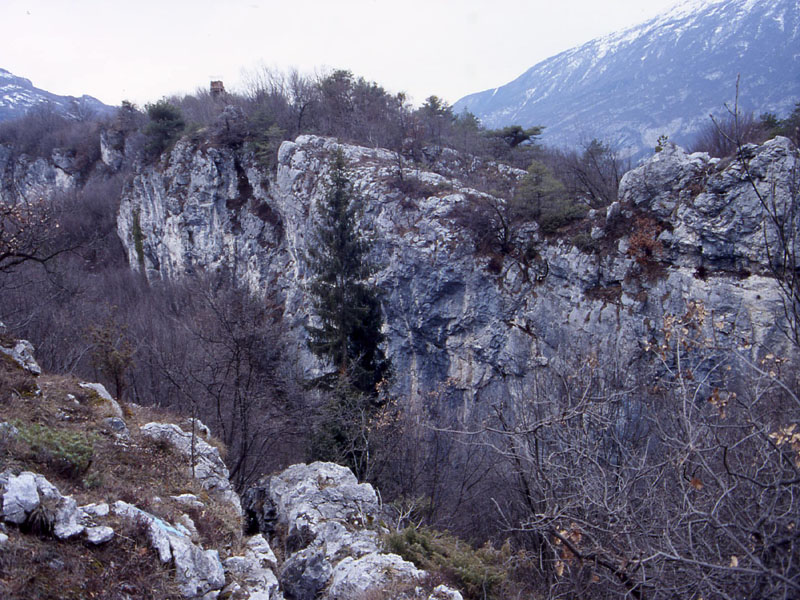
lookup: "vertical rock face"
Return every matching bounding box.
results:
[0,144,77,204]
[117,135,798,410]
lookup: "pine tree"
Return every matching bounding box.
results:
[305,148,390,477]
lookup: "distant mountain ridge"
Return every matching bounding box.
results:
[454,0,800,158]
[0,68,113,122]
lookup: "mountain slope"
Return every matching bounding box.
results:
[454,0,800,157]
[0,68,112,122]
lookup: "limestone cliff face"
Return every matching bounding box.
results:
[116,135,798,411]
[0,144,77,204]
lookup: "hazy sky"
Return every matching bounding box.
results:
[2,0,685,108]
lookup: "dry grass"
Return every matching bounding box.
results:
[0,519,182,600]
[0,353,244,597]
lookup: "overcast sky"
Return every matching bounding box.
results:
[2,0,686,108]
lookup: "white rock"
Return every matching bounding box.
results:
[327,552,424,600]
[79,382,124,418]
[223,553,279,596]
[85,526,115,544]
[178,513,198,538]
[429,584,464,600]
[246,533,278,570]
[80,502,110,519]
[264,462,380,551]
[113,501,173,562]
[185,418,211,438]
[171,493,205,509]
[0,339,42,375]
[2,472,39,524]
[33,473,61,502]
[170,534,226,598]
[113,500,226,597]
[53,496,85,539]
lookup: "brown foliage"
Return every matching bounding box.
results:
[627,215,663,268]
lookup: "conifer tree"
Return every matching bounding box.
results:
[306,148,389,394]
[305,148,390,476]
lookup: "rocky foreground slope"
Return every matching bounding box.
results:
[0,331,463,599]
[114,133,798,415]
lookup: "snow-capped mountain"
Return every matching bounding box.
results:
[454,0,800,157]
[0,68,112,122]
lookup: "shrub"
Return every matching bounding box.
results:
[572,232,597,254]
[15,422,95,479]
[627,215,663,268]
[691,110,766,158]
[514,160,587,234]
[144,100,185,159]
[536,196,588,234]
[385,526,512,600]
[249,123,286,170]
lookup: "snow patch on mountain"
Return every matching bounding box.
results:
[454,0,799,159]
[0,68,113,123]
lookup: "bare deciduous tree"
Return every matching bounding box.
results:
[462,302,799,599]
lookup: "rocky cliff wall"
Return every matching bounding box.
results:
[0,144,77,204]
[115,135,799,412]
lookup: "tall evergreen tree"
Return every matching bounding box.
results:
[305,148,389,395]
[305,148,390,477]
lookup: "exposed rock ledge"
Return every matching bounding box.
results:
[117,135,799,412]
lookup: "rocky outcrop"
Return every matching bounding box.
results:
[619,139,799,271]
[0,337,42,375]
[140,421,242,513]
[244,461,461,600]
[117,134,799,414]
[0,462,460,600]
[0,460,231,598]
[0,144,77,204]
[113,500,226,597]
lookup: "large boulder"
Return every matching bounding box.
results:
[245,462,457,600]
[1,471,39,524]
[250,462,381,554]
[222,534,280,599]
[327,552,424,600]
